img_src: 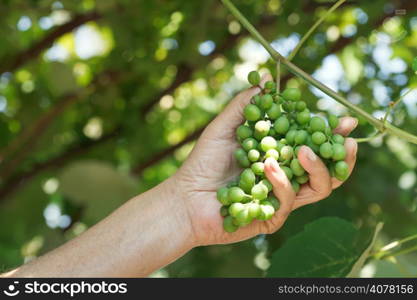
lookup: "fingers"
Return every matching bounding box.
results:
[333,117,358,136]
[262,157,296,233]
[204,74,273,139]
[296,146,332,205]
[331,137,358,188]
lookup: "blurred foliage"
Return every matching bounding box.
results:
[0,0,417,277]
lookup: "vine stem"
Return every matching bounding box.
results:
[288,0,347,61]
[221,0,417,145]
[276,60,281,93]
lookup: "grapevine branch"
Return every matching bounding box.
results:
[221,0,417,145]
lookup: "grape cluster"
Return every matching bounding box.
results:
[217,71,351,233]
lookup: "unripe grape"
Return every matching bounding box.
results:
[217,187,230,205]
[248,149,260,162]
[244,104,261,121]
[240,168,255,185]
[269,128,276,136]
[248,71,261,86]
[290,158,305,176]
[251,183,269,200]
[306,136,320,153]
[265,149,279,160]
[264,81,276,90]
[242,138,258,151]
[235,148,250,167]
[223,216,238,233]
[257,204,275,221]
[228,187,246,203]
[332,144,347,161]
[274,116,290,134]
[328,114,339,129]
[294,130,308,144]
[310,116,326,132]
[335,161,349,181]
[332,134,345,144]
[294,145,302,156]
[260,94,273,110]
[229,202,245,217]
[254,120,271,139]
[282,88,301,102]
[251,162,265,175]
[312,131,327,145]
[265,196,280,210]
[253,95,261,106]
[296,110,310,125]
[247,202,261,219]
[281,166,293,180]
[260,136,277,152]
[280,145,294,161]
[285,129,297,145]
[220,206,229,217]
[325,126,332,136]
[319,142,333,159]
[267,103,281,120]
[283,101,296,112]
[296,101,307,111]
[226,180,239,188]
[236,125,253,140]
[260,179,273,192]
[295,174,309,184]
[291,180,300,193]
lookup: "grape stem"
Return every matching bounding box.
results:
[288,0,347,61]
[276,60,281,93]
[221,0,417,145]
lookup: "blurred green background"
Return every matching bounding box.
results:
[1,0,417,277]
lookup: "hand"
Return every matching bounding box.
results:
[172,74,358,246]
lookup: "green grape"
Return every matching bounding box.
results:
[280,145,294,161]
[236,125,253,140]
[226,180,239,188]
[265,149,279,160]
[216,187,230,205]
[251,183,268,200]
[294,145,302,156]
[267,103,281,120]
[276,141,285,152]
[294,130,308,144]
[310,116,326,132]
[257,204,275,221]
[328,114,339,129]
[296,101,307,111]
[223,216,238,233]
[240,169,255,190]
[248,149,260,162]
[335,161,349,181]
[279,138,288,145]
[332,134,345,144]
[242,138,258,151]
[261,196,280,211]
[290,158,305,176]
[285,129,297,145]
[260,136,277,152]
[229,202,245,217]
[332,144,347,161]
[325,126,332,136]
[244,104,261,121]
[251,162,265,175]
[319,142,333,159]
[235,148,250,167]
[295,174,309,184]
[291,180,300,193]
[264,81,276,90]
[306,136,320,153]
[220,206,229,217]
[260,179,273,192]
[228,187,246,203]
[247,202,261,219]
[296,110,310,125]
[248,71,261,86]
[281,166,293,180]
[253,95,261,106]
[269,128,276,136]
[282,88,301,101]
[274,116,290,134]
[283,101,296,112]
[311,131,327,145]
[254,120,271,139]
[260,94,273,110]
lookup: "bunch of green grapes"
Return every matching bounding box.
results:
[217,70,351,233]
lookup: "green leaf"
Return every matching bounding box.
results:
[267,217,376,277]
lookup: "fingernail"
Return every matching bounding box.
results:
[265,157,279,172]
[305,147,317,162]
